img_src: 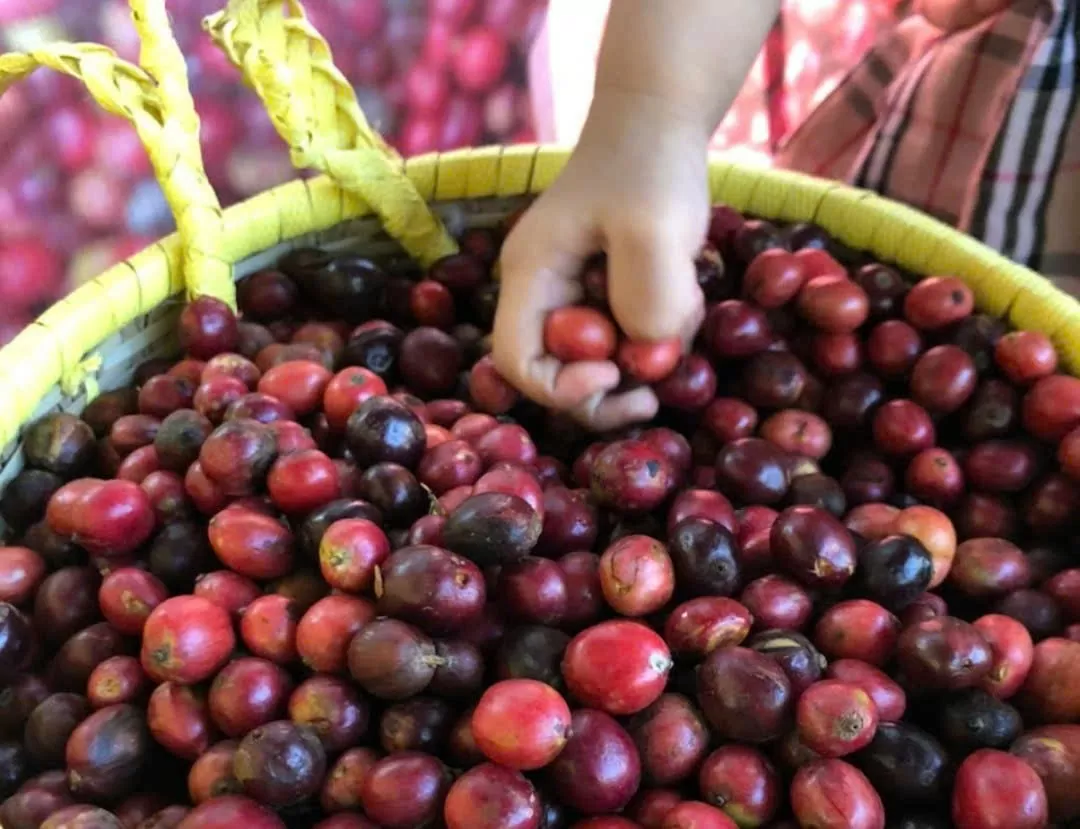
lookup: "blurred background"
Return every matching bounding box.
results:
[0,0,905,344]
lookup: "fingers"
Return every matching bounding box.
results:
[552,361,622,409]
[570,385,660,432]
[493,189,707,432]
[606,215,706,349]
[492,210,621,412]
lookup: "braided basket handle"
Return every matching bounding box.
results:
[203,0,459,267]
[0,0,234,307]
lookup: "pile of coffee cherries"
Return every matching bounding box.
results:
[0,0,543,337]
[1,203,1080,829]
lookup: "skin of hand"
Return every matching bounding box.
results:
[492,0,780,431]
[492,95,710,431]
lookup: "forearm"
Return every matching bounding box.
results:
[590,0,780,138]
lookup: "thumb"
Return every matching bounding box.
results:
[606,220,706,347]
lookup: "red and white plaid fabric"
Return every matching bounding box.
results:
[777,0,1080,292]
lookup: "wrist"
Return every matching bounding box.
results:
[579,85,713,153]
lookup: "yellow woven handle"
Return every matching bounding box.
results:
[129,0,233,306]
[0,1,234,308]
[203,0,459,267]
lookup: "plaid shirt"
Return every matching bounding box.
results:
[776,0,1080,294]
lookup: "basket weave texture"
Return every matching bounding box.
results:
[0,0,1079,495]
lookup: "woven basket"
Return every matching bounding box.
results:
[1,0,1080,504]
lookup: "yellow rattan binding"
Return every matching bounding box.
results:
[203,0,458,267]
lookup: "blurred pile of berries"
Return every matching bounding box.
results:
[0,0,545,343]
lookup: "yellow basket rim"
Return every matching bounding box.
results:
[2,144,1079,451]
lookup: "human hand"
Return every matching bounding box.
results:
[492,93,709,431]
